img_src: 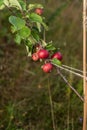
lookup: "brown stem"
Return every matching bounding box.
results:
[4,3,17,16]
[47,76,56,130]
[56,68,84,102]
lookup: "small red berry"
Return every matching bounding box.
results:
[51,52,63,61]
[42,63,53,73]
[35,8,43,15]
[32,53,39,61]
[38,49,49,59]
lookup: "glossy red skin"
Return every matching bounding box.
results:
[42,63,53,73]
[51,52,63,61]
[38,49,49,59]
[32,53,39,61]
[35,8,43,15]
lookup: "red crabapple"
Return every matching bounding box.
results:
[51,52,63,61]
[38,49,49,59]
[35,8,43,15]
[42,63,53,73]
[32,53,39,61]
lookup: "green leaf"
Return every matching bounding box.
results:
[0,0,5,10]
[0,0,3,6]
[36,22,41,32]
[0,5,5,10]
[25,45,32,57]
[32,26,39,33]
[18,26,31,39]
[9,16,26,30]
[19,0,26,11]
[26,40,32,47]
[4,0,22,10]
[11,26,17,33]
[41,40,47,47]
[42,22,48,30]
[31,29,40,42]
[15,34,21,45]
[29,13,43,23]
[28,4,43,11]
[51,58,62,66]
[25,41,33,56]
[28,36,36,45]
[45,43,56,51]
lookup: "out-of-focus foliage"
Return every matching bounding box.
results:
[0,0,83,130]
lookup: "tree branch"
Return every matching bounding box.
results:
[56,68,84,102]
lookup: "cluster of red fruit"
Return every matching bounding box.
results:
[32,45,63,73]
[33,8,63,73]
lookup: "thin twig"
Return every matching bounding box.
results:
[52,62,87,80]
[63,64,87,74]
[4,3,17,16]
[47,76,56,130]
[56,68,84,102]
[43,28,46,41]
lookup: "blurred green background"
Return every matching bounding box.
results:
[0,0,84,130]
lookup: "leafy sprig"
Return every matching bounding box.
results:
[0,0,62,70]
